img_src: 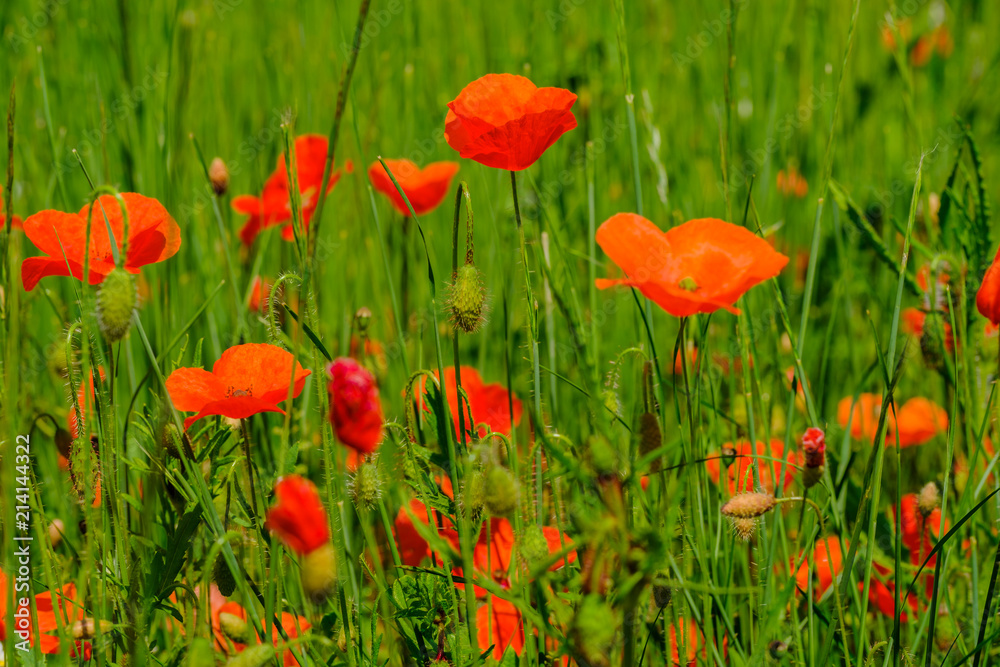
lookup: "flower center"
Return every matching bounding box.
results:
[678,276,699,292]
[228,387,252,398]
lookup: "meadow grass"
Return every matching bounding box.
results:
[2,0,1000,665]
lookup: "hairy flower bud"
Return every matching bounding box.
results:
[349,459,382,511]
[449,264,487,333]
[482,466,518,518]
[519,524,550,568]
[570,595,619,667]
[214,552,237,597]
[917,481,941,518]
[801,426,826,488]
[721,492,776,519]
[219,612,252,644]
[96,268,137,343]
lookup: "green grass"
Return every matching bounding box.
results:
[2,0,1000,665]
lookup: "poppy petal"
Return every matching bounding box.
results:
[165,367,227,412]
[182,397,284,430]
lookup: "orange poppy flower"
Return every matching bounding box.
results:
[866,562,919,622]
[247,276,272,314]
[669,618,725,666]
[265,475,330,556]
[793,537,844,601]
[976,246,1000,325]
[165,343,311,429]
[0,572,92,658]
[327,357,384,454]
[880,18,912,52]
[233,134,352,246]
[595,214,789,317]
[776,167,808,198]
[445,73,577,172]
[706,439,797,495]
[20,193,181,291]
[368,159,459,216]
[419,366,523,441]
[213,599,311,666]
[477,596,525,659]
[838,394,947,447]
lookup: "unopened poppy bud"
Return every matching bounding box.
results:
[571,595,619,667]
[801,426,826,488]
[721,443,737,462]
[652,583,672,608]
[349,460,382,511]
[301,543,336,601]
[519,524,550,568]
[354,307,372,333]
[721,492,776,519]
[210,158,230,196]
[219,612,252,644]
[214,552,237,597]
[225,644,275,667]
[70,618,114,640]
[47,345,72,378]
[96,268,137,343]
[48,519,65,548]
[920,312,948,371]
[462,469,486,520]
[917,481,941,517]
[769,640,789,658]
[449,264,487,333]
[482,466,518,518]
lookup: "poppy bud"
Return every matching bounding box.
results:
[769,640,789,658]
[720,492,776,519]
[219,612,252,644]
[461,469,486,520]
[519,524,550,568]
[652,583,671,608]
[214,552,237,597]
[920,312,948,371]
[301,543,337,602]
[349,459,382,511]
[448,263,487,333]
[48,519,65,548]
[47,344,72,379]
[96,268,137,343]
[225,644,275,667]
[801,426,826,489]
[354,306,372,333]
[570,595,619,667]
[482,466,518,518]
[327,357,385,454]
[210,158,230,196]
[917,481,941,517]
[731,517,759,541]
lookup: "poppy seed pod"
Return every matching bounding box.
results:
[209,157,230,196]
[349,460,382,511]
[96,268,137,343]
[482,466,518,518]
[214,552,237,597]
[449,263,487,333]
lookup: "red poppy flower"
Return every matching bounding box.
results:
[477,596,525,659]
[213,599,311,666]
[669,618,724,666]
[418,366,523,441]
[776,167,808,198]
[838,394,947,447]
[977,246,1000,325]
[368,159,459,216]
[392,478,462,566]
[232,134,352,246]
[445,73,577,171]
[327,357,384,454]
[165,343,311,429]
[792,537,844,601]
[247,276,272,314]
[265,475,330,555]
[0,573,92,659]
[706,439,797,495]
[595,214,789,317]
[866,562,918,621]
[21,193,181,291]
